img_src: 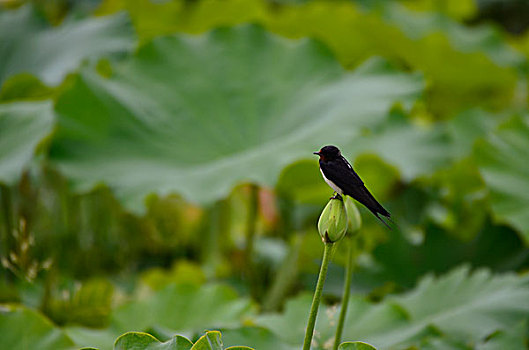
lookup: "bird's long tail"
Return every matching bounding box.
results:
[355,186,394,230]
[374,213,395,230]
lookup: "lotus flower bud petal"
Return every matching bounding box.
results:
[318,198,348,243]
[344,196,362,233]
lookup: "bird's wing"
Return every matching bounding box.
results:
[321,157,390,218]
[320,156,364,190]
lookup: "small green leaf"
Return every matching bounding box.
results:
[114,332,193,350]
[339,341,377,350]
[191,331,223,350]
[114,332,159,350]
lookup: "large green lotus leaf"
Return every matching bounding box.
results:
[0,5,134,86]
[382,266,529,346]
[474,115,529,243]
[255,266,529,349]
[97,0,519,116]
[0,304,74,350]
[49,25,421,210]
[0,101,54,184]
[111,283,254,335]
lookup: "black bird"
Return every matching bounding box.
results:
[314,145,391,229]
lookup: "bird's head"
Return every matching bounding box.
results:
[313,145,341,161]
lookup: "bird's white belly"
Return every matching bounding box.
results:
[320,169,343,194]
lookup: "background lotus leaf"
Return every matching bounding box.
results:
[255,266,529,349]
[0,5,135,86]
[49,25,421,210]
[96,0,521,116]
[66,283,254,349]
[0,305,74,350]
[475,115,529,243]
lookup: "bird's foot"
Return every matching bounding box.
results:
[330,193,343,201]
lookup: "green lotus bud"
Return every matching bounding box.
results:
[318,198,348,243]
[344,196,362,233]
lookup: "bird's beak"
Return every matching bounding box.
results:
[313,151,320,155]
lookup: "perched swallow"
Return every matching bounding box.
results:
[314,145,391,229]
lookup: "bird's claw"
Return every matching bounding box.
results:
[330,193,343,201]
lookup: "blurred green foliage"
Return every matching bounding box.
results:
[1,0,529,349]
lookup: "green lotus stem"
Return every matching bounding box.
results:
[203,199,230,278]
[262,232,303,312]
[303,242,333,350]
[1,184,13,280]
[333,238,356,350]
[244,184,259,298]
